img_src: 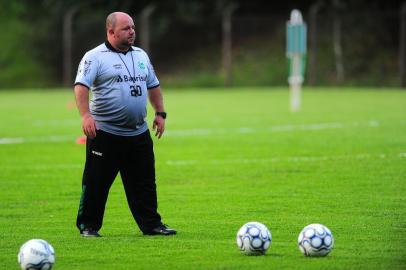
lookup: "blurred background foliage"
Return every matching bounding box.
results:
[0,0,402,88]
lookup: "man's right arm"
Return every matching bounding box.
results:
[74,84,97,138]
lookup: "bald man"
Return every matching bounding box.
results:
[74,12,176,237]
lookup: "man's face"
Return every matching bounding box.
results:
[112,15,136,48]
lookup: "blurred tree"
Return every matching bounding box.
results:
[0,0,403,88]
[0,1,49,87]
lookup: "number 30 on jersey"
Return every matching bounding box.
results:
[130,85,142,97]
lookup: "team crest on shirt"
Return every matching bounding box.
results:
[138,61,145,70]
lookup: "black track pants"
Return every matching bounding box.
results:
[76,129,162,233]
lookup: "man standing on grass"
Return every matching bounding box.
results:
[73,11,176,237]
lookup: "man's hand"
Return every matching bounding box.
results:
[148,87,166,139]
[82,113,97,139]
[152,115,165,139]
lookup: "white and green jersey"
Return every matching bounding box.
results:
[74,41,160,136]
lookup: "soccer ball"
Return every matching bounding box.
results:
[236,221,272,255]
[298,224,334,257]
[18,239,55,270]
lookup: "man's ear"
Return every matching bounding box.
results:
[108,28,114,36]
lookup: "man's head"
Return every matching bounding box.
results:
[106,12,136,52]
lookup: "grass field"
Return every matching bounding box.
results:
[0,87,405,269]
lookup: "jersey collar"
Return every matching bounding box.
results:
[105,40,134,55]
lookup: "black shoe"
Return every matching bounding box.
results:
[80,228,102,237]
[144,224,177,236]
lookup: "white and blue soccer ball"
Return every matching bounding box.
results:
[18,239,55,270]
[236,221,272,255]
[298,223,334,257]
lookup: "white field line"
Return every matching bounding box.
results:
[166,152,406,166]
[0,135,76,145]
[1,153,404,170]
[1,163,83,170]
[165,120,380,137]
[0,120,381,145]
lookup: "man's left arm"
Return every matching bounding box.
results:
[148,86,165,139]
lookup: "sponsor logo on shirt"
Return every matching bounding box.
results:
[92,150,103,157]
[83,60,92,76]
[78,59,92,76]
[116,75,147,83]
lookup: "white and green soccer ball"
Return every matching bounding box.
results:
[18,239,55,270]
[298,223,334,257]
[236,221,272,255]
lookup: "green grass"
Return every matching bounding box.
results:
[0,87,405,269]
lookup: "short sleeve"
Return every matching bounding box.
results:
[144,53,160,89]
[74,52,98,88]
